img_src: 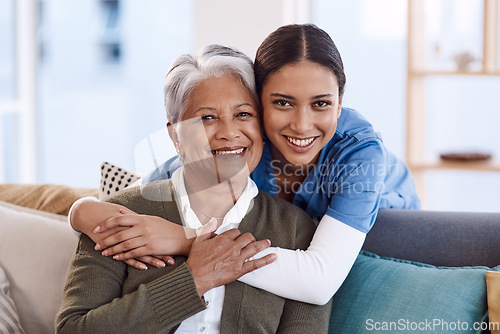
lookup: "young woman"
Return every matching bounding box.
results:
[71,24,420,305]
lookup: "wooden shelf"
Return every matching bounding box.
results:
[409,159,500,172]
[410,70,500,76]
[406,0,500,206]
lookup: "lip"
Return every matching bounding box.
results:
[211,146,247,157]
[283,135,318,153]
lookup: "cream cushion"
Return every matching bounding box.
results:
[487,271,500,334]
[0,264,24,333]
[0,201,78,334]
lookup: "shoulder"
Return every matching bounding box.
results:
[255,191,311,220]
[102,180,175,216]
[142,156,181,183]
[335,108,382,143]
[317,108,386,166]
[251,191,316,249]
[319,139,386,177]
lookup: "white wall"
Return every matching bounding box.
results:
[314,0,408,159]
[195,0,280,57]
[194,0,311,57]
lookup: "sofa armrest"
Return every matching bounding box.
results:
[0,184,98,216]
[362,209,500,267]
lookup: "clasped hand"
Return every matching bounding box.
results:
[91,208,276,283]
[186,229,277,296]
[93,212,195,269]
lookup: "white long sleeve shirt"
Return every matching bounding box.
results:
[170,168,259,334]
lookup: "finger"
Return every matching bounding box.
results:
[94,215,142,233]
[99,237,145,256]
[158,255,175,266]
[95,228,143,250]
[241,253,277,275]
[233,232,257,249]
[118,207,138,215]
[135,256,166,268]
[110,246,155,261]
[216,228,242,240]
[240,239,271,260]
[123,258,148,270]
[195,230,218,242]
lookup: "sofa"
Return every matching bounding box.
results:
[0,183,499,334]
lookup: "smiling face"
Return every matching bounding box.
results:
[261,60,342,167]
[170,74,262,183]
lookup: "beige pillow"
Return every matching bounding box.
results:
[0,265,24,334]
[0,201,79,334]
[0,183,98,216]
[487,271,500,334]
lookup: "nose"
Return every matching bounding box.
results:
[215,117,240,141]
[290,107,313,134]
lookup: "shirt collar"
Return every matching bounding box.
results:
[171,167,258,233]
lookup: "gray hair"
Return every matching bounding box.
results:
[164,45,258,123]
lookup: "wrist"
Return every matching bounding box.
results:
[187,262,210,296]
[182,228,196,256]
[182,236,195,256]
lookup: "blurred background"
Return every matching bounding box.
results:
[1,0,499,211]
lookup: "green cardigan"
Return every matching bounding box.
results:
[56,180,332,333]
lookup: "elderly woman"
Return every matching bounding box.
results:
[56,45,331,333]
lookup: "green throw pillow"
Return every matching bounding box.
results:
[329,251,498,334]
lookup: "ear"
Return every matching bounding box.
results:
[167,122,183,156]
[337,94,344,119]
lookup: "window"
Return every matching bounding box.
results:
[36,0,193,187]
[100,0,121,64]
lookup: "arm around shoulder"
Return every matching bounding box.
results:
[239,214,365,305]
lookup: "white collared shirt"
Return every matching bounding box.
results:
[172,167,258,334]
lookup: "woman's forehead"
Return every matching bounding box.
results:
[182,75,258,115]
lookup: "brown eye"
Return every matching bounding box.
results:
[201,115,216,122]
[237,112,253,118]
[273,100,291,107]
[313,101,331,107]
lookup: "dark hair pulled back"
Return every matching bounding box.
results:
[254,24,346,99]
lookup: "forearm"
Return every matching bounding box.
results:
[69,197,114,234]
[71,196,196,257]
[238,215,365,305]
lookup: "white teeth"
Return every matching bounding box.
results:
[213,148,245,155]
[286,137,314,147]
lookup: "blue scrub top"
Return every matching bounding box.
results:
[143,108,420,233]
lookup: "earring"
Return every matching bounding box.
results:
[175,143,185,163]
